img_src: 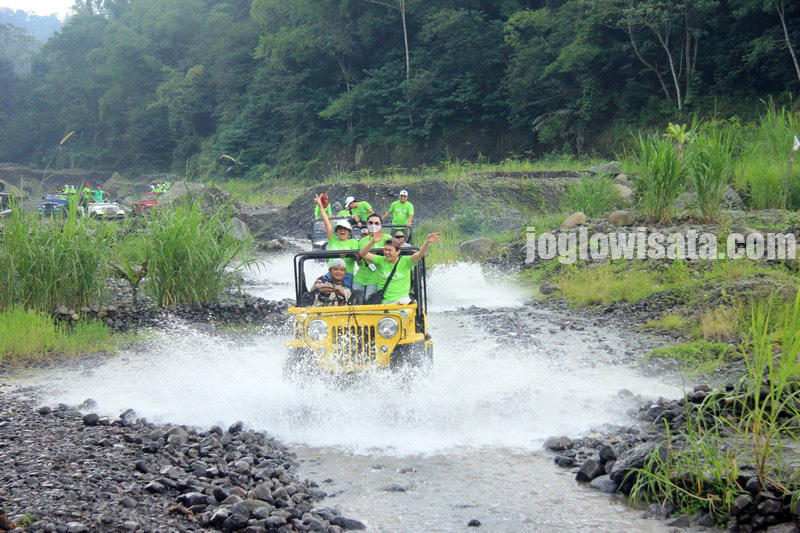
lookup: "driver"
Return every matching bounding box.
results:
[311,259,353,306]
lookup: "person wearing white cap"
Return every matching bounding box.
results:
[383,189,414,229]
[310,258,352,306]
[345,196,374,228]
[315,194,359,286]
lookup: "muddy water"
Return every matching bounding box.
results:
[18,259,680,532]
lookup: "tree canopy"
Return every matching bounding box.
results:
[0,0,797,179]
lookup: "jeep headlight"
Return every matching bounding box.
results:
[377,318,399,339]
[306,320,328,341]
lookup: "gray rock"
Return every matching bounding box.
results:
[66,523,88,533]
[696,513,716,527]
[589,475,618,494]
[733,494,752,514]
[598,446,616,463]
[608,210,638,226]
[588,161,622,175]
[119,496,137,508]
[134,460,148,474]
[37,406,52,415]
[576,459,604,482]
[543,435,574,452]
[609,441,667,485]
[539,283,560,295]
[643,503,665,519]
[555,456,575,467]
[82,413,100,426]
[767,524,800,533]
[561,212,586,229]
[228,421,244,434]
[227,217,250,241]
[665,515,690,528]
[241,499,271,512]
[614,174,630,185]
[210,508,230,527]
[724,186,744,208]
[468,518,481,527]
[222,513,250,532]
[383,483,407,492]
[180,492,209,507]
[758,498,783,514]
[613,184,634,202]
[330,516,367,530]
[144,481,166,494]
[459,238,496,258]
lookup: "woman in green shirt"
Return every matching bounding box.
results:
[316,194,358,286]
[358,231,441,304]
[352,213,390,299]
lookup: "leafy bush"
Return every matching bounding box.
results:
[565,175,618,217]
[629,133,687,224]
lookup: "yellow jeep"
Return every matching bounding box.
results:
[285,249,433,374]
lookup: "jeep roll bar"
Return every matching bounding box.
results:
[292,248,428,323]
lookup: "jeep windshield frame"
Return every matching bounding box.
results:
[293,248,428,322]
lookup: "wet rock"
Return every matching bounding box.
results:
[383,484,407,493]
[544,436,574,452]
[589,475,617,494]
[329,516,366,530]
[665,515,690,528]
[66,522,88,533]
[222,513,249,531]
[758,498,783,514]
[609,441,667,486]
[575,459,604,482]
[228,421,244,435]
[119,496,137,509]
[598,446,616,463]
[37,406,52,415]
[555,456,575,467]
[460,238,496,258]
[733,494,753,514]
[134,460,148,474]
[696,512,716,527]
[468,518,481,527]
[82,413,100,426]
[144,481,166,494]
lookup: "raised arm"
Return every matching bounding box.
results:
[359,233,381,263]
[411,232,441,264]
[315,194,333,240]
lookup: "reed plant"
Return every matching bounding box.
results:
[142,200,252,306]
[565,175,618,217]
[0,205,113,311]
[689,129,735,222]
[628,290,800,522]
[628,133,687,224]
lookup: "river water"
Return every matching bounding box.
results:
[21,255,681,532]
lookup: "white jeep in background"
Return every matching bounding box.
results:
[87,202,126,220]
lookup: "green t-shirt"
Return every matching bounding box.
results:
[350,201,373,222]
[327,236,359,274]
[387,200,414,226]
[353,234,391,286]
[314,204,332,219]
[93,189,104,202]
[372,255,414,303]
[336,209,350,217]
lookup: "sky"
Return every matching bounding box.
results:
[0,0,73,17]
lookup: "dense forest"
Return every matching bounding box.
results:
[0,0,798,179]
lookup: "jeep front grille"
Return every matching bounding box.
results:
[331,325,377,368]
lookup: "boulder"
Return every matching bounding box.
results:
[614,174,631,186]
[155,180,207,207]
[561,212,586,228]
[459,238,496,258]
[226,217,250,241]
[608,210,638,226]
[609,441,668,487]
[588,161,622,175]
[613,183,634,203]
[723,186,744,208]
[543,435,574,452]
[576,459,604,482]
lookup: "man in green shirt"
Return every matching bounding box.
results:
[358,231,441,304]
[352,213,390,299]
[316,194,358,286]
[92,186,106,203]
[345,196,374,228]
[383,189,414,228]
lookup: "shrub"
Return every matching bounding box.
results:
[689,129,734,223]
[628,133,687,224]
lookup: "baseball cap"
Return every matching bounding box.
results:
[394,230,405,237]
[334,219,353,231]
[329,258,346,269]
[344,196,355,206]
[399,190,408,196]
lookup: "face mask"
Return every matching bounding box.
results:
[367,221,381,234]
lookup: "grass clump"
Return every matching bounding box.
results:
[689,128,735,223]
[142,201,252,306]
[628,133,687,224]
[646,339,732,372]
[564,175,619,217]
[628,291,800,523]
[642,313,690,333]
[0,307,115,364]
[556,263,663,306]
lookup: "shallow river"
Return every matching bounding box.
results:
[19,257,682,532]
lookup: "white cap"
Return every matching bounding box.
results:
[399,190,408,196]
[344,196,355,206]
[329,258,347,269]
[334,219,353,231]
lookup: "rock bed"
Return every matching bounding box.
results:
[53,296,295,333]
[544,384,800,532]
[0,389,365,532]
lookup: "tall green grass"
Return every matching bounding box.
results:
[0,307,115,363]
[0,205,114,311]
[142,201,252,306]
[628,291,800,522]
[628,133,687,223]
[689,128,735,223]
[564,175,619,217]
